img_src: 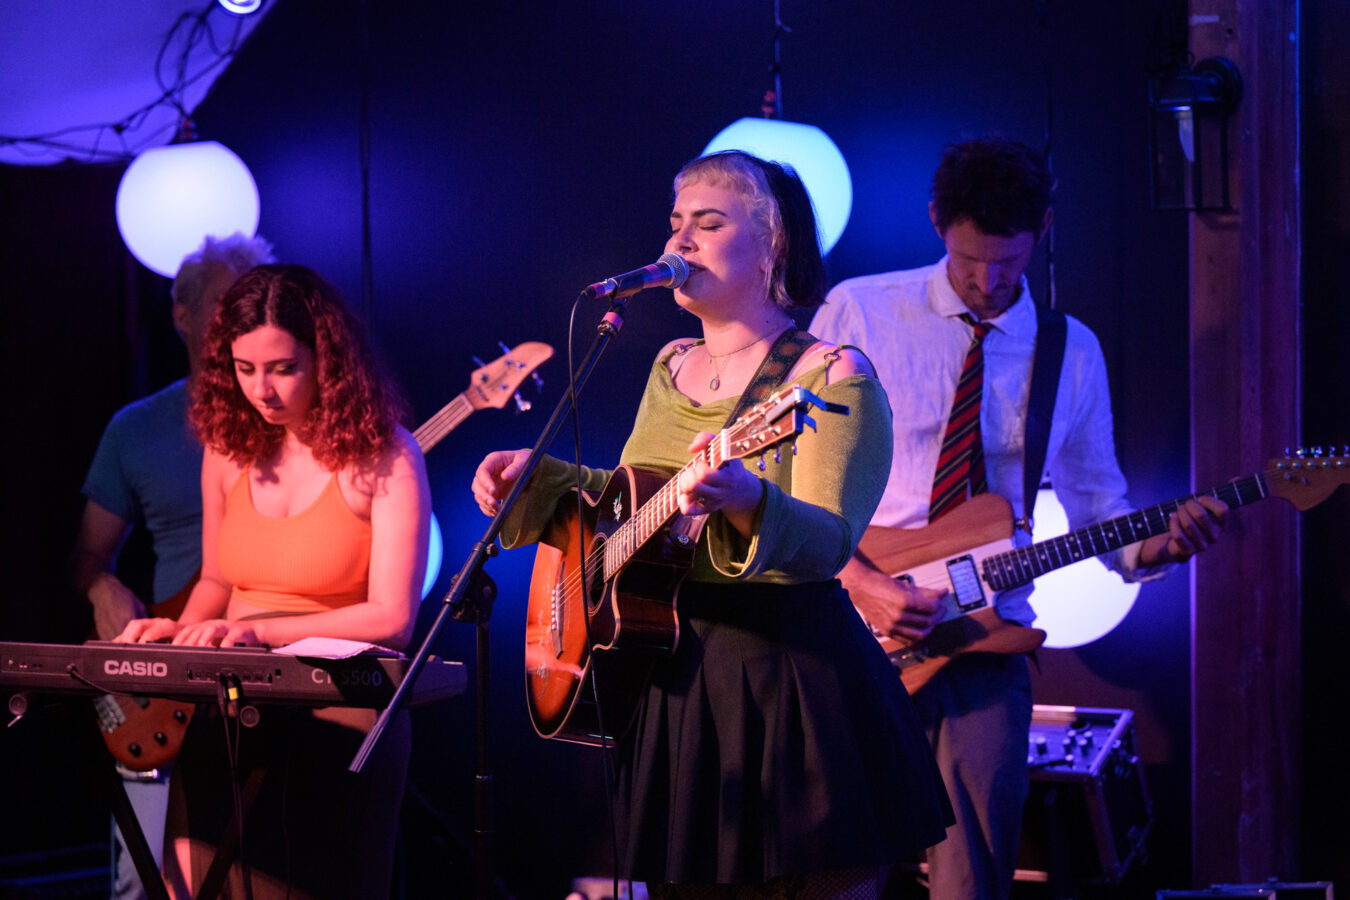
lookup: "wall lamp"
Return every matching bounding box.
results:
[1148,56,1242,211]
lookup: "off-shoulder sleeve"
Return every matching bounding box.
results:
[704,374,893,580]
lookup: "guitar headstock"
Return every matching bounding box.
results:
[719,384,850,466]
[466,342,554,411]
[1266,448,1350,510]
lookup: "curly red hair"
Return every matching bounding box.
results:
[191,264,408,469]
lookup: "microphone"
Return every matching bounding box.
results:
[581,253,690,300]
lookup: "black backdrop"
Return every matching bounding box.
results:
[4,0,1344,896]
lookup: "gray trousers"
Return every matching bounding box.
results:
[911,653,1032,900]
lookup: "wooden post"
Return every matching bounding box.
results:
[1188,0,1301,884]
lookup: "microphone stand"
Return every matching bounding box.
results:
[350,299,632,899]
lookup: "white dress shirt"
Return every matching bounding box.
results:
[811,258,1156,624]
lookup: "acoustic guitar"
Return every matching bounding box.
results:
[524,384,846,745]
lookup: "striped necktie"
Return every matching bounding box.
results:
[929,315,993,522]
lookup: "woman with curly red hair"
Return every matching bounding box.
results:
[120,264,429,898]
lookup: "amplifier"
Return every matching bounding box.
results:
[1016,705,1153,887]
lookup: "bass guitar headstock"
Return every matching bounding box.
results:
[467,342,554,412]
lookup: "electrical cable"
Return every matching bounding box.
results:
[1,0,250,162]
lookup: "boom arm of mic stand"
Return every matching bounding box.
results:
[349,300,629,773]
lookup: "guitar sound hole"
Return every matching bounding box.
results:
[585,536,607,613]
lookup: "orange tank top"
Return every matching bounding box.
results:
[218,469,372,613]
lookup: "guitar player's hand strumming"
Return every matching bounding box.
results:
[838,553,945,645]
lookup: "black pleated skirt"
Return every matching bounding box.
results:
[615,579,953,884]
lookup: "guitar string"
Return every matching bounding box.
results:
[540,393,831,646]
[551,457,702,604]
[552,456,1328,612]
[544,393,815,608]
[414,398,471,446]
[550,444,721,614]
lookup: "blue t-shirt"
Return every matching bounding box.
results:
[82,379,203,605]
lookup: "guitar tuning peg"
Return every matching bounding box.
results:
[531,371,544,391]
[513,392,532,413]
[1312,446,1324,458]
[498,341,511,355]
[472,355,487,369]
[1296,446,1307,459]
[791,440,799,456]
[773,445,782,464]
[757,455,767,472]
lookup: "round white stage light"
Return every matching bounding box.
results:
[702,118,852,254]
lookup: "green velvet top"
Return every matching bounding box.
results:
[499,343,894,585]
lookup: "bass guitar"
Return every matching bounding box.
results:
[525,384,846,745]
[859,451,1350,694]
[96,342,553,770]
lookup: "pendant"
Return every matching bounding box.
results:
[709,375,720,390]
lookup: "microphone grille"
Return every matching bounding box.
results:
[658,252,690,289]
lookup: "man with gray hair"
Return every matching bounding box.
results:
[72,232,274,900]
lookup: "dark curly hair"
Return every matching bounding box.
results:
[930,137,1054,237]
[673,150,828,310]
[191,264,409,469]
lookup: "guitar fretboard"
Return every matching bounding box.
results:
[982,473,1270,592]
[593,385,835,579]
[412,396,473,453]
[602,442,727,578]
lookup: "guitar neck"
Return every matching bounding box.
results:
[596,384,842,579]
[984,472,1271,591]
[412,394,473,453]
[602,439,732,578]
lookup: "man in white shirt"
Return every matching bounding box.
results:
[810,137,1225,900]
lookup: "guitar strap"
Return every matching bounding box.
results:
[722,328,818,429]
[1022,302,1067,533]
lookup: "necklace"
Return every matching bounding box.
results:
[705,326,784,391]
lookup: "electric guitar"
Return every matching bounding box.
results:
[859,452,1350,694]
[96,342,554,770]
[524,384,847,745]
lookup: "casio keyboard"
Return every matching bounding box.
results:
[3,640,465,900]
[1,640,466,709]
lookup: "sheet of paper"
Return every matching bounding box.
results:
[270,637,399,659]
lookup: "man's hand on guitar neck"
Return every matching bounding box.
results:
[838,552,945,645]
[1137,495,1229,569]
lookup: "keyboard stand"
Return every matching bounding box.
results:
[195,763,268,900]
[106,757,170,900]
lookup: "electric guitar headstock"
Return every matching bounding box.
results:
[1266,447,1350,510]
